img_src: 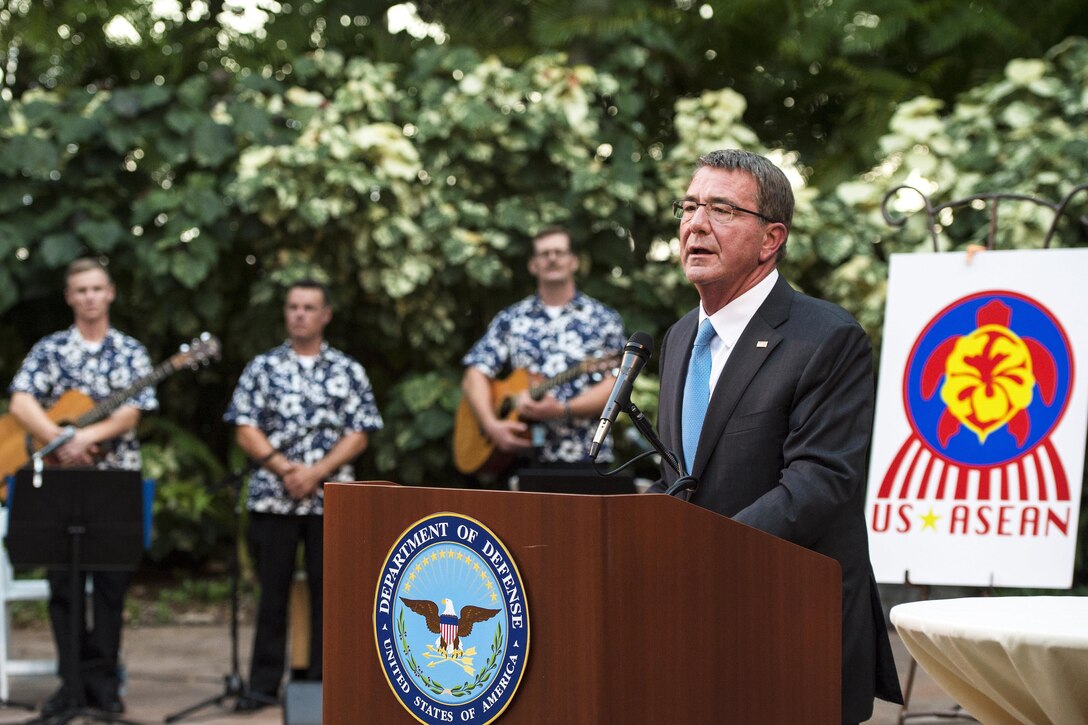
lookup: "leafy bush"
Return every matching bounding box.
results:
[2,37,1086,578]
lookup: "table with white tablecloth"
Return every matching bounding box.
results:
[890,596,1088,725]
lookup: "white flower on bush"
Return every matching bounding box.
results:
[765,148,806,191]
[349,123,421,180]
[459,73,485,95]
[285,87,327,108]
[904,147,940,177]
[557,80,592,128]
[338,78,394,115]
[311,49,345,77]
[1005,58,1047,86]
[836,180,878,206]
[459,57,510,96]
[675,88,747,126]
[236,146,276,181]
[887,97,945,144]
[530,59,598,130]
[321,125,352,160]
[1002,101,1040,130]
[669,87,762,166]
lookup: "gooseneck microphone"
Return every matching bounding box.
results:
[588,331,654,460]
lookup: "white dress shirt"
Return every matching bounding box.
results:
[697,269,779,393]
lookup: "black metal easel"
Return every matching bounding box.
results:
[5,467,144,725]
[881,182,1088,252]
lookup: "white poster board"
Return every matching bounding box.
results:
[866,249,1088,587]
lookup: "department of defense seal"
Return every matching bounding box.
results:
[374,513,530,725]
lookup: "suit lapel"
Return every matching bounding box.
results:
[691,276,794,476]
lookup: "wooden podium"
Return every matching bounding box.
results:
[324,482,841,723]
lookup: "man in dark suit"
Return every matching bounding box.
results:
[652,149,902,723]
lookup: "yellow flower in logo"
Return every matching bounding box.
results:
[940,324,1035,443]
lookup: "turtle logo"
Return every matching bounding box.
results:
[923,298,1057,448]
[877,291,1074,502]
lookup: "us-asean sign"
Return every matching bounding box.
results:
[867,249,1088,587]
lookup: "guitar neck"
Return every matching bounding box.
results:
[528,364,586,401]
[74,360,175,427]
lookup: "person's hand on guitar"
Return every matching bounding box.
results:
[54,428,101,467]
[454,356,619,475]
[483,417,533,454]
[515,391,565,423]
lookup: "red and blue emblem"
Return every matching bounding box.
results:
[877,291,1074,503]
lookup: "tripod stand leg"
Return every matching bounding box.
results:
[163,671,279,722]
[165,470,281,722]
[163,675,239,723]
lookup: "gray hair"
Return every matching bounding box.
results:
[697,149,794,230]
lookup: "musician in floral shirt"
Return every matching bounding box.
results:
[7,257,156,717]
[224,279,382,711]
[462,227,626,466]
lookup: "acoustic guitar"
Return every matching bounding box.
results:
[0,333,221,483]
[452,352,621,475]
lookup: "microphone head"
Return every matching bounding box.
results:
[625,331,654,360]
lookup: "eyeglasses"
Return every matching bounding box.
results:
[672,200,773,225]
[533,249,572,259]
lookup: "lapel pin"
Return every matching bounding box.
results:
[756,340,768,348]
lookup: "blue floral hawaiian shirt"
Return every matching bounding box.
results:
[462,291,626,462]
[8,327,158,471]
[224,342,383,515]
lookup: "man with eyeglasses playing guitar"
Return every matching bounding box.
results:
[457,226,626,479]
[6,257,158,717]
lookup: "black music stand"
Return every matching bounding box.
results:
[5,468,144,725]
[513,463,637,494]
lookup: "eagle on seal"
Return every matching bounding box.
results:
[400,597,499,656]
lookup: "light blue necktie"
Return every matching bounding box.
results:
[682,319,716,475]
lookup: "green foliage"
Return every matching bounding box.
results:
[373,370,464,487]
[810,38,1088,356]
[8,597,48,628]
[412,0,1088,183]
[139,418,233,566]
[2,13,1087,582]
[6,1,1086,188]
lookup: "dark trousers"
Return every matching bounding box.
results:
[46,568,130,701]
[246,512,323,698]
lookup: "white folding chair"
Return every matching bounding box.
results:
[0,506,55,701]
